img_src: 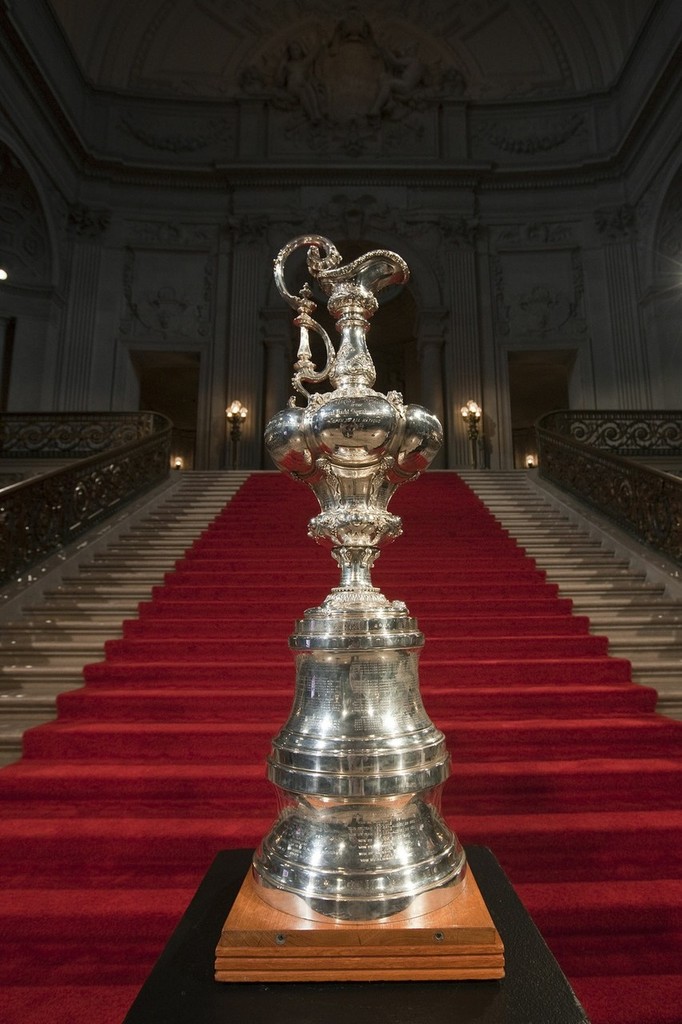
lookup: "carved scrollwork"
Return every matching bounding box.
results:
[117,114,234,153]
[236,10,465,156]
[594,204,636,241]
[67,204,111,239]
[477,111,585,154]
[120,247,212,339]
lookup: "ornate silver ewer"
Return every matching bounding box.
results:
[252,235,466,922]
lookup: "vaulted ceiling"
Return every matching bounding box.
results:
[47,0,656,102]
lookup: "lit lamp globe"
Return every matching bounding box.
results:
[226,401,248,469]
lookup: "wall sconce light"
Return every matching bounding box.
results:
[526,454,536,469]
[226,400,248,469]
[0,268,8,281]
[460,400,482,469]
[173,456,184,470]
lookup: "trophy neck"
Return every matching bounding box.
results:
[327,284,378,390]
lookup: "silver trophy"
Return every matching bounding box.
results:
[253,235,466,922]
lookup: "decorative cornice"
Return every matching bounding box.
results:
[492,221,576,248]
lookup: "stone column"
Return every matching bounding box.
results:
[444,244,481,467]
[595,205,651,408]
[224,230,268,468]
[58,205,110,409]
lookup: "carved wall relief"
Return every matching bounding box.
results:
[67,204,110,240]
[116,112,235,156]
[237,9,465,158]
[593,204,636,242]
[120,226,215,340]
[309,192,475,290]
[473,109,589,161]
[492,245,586,339]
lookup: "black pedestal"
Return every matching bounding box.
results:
[123,846,590,1024]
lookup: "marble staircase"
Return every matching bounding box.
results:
[458,470,682,720]
[0,470,249,765]
[2,467,680,767]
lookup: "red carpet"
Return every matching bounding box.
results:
[1,471,681,1023]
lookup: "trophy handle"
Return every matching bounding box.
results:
[274,235,340,399]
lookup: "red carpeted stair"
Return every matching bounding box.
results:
[1,471,681,1024]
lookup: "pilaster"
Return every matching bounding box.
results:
[58,205,110,409]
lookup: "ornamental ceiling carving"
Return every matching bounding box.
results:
[47,0,655,103]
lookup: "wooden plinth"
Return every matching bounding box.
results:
[215,869,504,982]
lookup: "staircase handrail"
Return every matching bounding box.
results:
[538,410,682,457]
[536,410,682,566]
[0,412,172,585]
[0,411,163,458]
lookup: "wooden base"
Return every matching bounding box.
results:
[215,868,504,982]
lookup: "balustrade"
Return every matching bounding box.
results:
[0,413,171,584]
[537,411,682,566]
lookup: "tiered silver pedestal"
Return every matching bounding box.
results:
[252,235,466,923]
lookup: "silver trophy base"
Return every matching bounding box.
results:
[253,794,466,922]
[252,603,467,922]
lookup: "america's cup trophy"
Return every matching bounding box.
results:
[215,235,503,981]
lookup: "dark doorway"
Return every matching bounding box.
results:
[131,350,200,469]
[370,288,419,403]
[508,349,576,469]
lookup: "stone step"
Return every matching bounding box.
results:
[6,616,128,631]
[607,640,682,659]
[0,635,116,654]
[0,654,104,670]
[60,570,171,584]
[87,552,185,564]
[570,593,673,610]
[591,620,682,636]
[537,567,640,580]
[588,609,682,626]
[0,693,59,715]
[43,583,161,599]
[0,666,87,689]
[530,555,630,567]
[555,579,663,594]
[21,598,142,615]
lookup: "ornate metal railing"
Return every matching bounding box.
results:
[536,411,682,566]
[0,411,163,458]
[0,412,172,585]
